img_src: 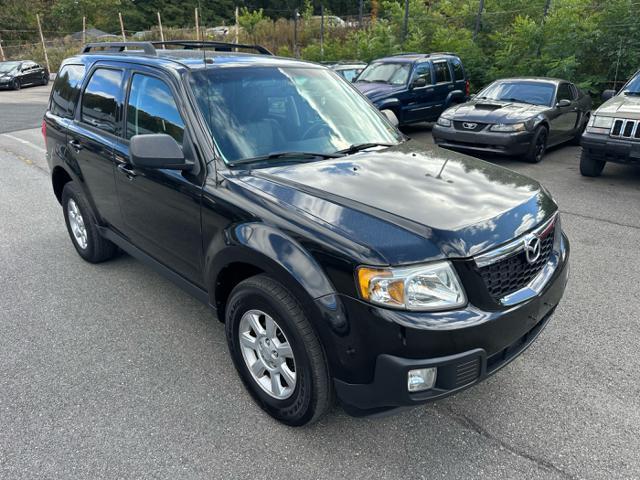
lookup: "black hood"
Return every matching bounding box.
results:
[233,141,557,266]
[445,99,548,124]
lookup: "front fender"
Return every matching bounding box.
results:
[375,97,401,111]
[205,222,337,306]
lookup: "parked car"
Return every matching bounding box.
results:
[44,41,569,426]
[580,70,640,176]
[354,53,469,126]
[324,61,367,82]
[433,77,592,163]
[0,60,49,90]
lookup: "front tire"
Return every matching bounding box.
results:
[525,126,548,163]
[225,274,332,426]
[61,182,118,263]
[579,149,605,177]
[11,79,20,91]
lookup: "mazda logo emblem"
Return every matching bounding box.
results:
[523,234,542,264]
[463,122,477,129]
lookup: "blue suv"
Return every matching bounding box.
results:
[354,53,469,126]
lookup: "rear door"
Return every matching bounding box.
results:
[431,60,455,118]
[450,57,467,98]
[66,65,124,228]
[113,67,205,285]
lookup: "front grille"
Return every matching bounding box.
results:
[454,357,481,387]
[478,226,555,301]
[453,121,488,132]
[610,119,640,140]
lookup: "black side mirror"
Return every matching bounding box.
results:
[601,89,616,101]
[556,99,572,108]
[411,77,428,89]
[129,134,190,170]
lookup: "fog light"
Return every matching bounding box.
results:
[407,367,437,392]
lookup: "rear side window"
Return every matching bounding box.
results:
[126,74,185,144]
[433,62,452,83]
[81,68,123,134]
[451,59,465,81]
[50,64,85,118]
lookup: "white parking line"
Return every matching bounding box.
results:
[1,133,46,154]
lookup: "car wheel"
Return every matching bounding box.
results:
[12,79,20,91]
[579,149,605,177]
[41,75,49,86]
[525,126,548,163]
[225,274,332,426]
[61,181,118,263]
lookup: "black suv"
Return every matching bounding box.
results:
[354,53,469,125]
[44,41,569,426]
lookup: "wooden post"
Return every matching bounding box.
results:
[35,14,50,73]
[402,0,409,45]
[82,16,86,45]
[119,12,126,41]
[358,0,363,28]
[0,39,5,61]
[473,0,484,41]
[320,5,324,60]
[234,7,239,45]
[293,8,299,58]
[195,8,200,41]
[157,11,165,43]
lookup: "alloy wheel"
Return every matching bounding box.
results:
[67,198,88,249]
[238,309,297,400]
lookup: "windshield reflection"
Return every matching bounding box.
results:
[189,66,402,165]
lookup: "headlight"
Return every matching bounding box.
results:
[586,115,613,134]
[436,117,452,127]
[356,261,467,311]
[490,122,527,132]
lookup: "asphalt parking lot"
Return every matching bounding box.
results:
[1,85,639,479]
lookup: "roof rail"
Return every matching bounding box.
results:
[82,42,157,55]
[151,40,273,55]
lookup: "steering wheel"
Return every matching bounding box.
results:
[302,122,331,140]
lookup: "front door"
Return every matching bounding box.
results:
[549,82,579,144]
[113,69,205,286]
[404,62,437,123]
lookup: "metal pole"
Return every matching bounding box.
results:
[402,0,409,45]
[293,8,299,58]
[36,14,50,73]
[195,8,200,41]
[235,6,239,45]
[473,0,484,41]
[157,12,165,42]
[0,39,5,61]
[82,16,86,45]
[358,0,363,28]
[119,12,126,41]
[320,5,324,60]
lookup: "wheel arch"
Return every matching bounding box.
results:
[52,165,73,204]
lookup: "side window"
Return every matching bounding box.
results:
[50,64,85,119]
[126,74,185,145]
[412,63,432,84]
[433,62,452,83]
[557,83,573,101]
[451,59,465,81]
[81,68,123,134]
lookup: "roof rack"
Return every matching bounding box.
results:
[389,51,457,58]
[81,40,273,56]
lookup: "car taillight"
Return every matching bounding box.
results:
[465,80,470,97]
[41,119,47,148]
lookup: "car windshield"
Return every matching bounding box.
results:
[622,72,640,94]
[357,62,411,85]
[477,81,556,106]
[189,66,402,165]
[0,62,20,73]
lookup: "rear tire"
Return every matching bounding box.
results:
[579,149,605,177]
[61,181,118,263]
[524,126,548,163]
[225,274,332,426]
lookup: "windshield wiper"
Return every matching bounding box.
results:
[624,91,640,96]
[336,142,395,155]
[228,151,343,167]
[501,97,535,105]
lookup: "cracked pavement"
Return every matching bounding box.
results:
[0,86,639,479]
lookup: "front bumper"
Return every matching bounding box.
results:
[581,132,640,165]
[331,234,570,416]
[432,124,534,156]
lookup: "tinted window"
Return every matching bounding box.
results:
[50,64,85,118]
[433,62,451,83]
[451,59,464,81]
[358,62,412,85]
[478,81,556,106]
[557,83,574,101]
[622,71,640,94]
[126,74,185,144]
[413,63,432,84]
[81,68,123,134]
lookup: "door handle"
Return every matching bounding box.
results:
[68,139,82,152]
[448,85,454,89]
[117,163,137,179]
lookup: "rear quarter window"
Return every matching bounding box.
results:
[451,59,465,81]
[81,68,124,134]
[50,64,85,119]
